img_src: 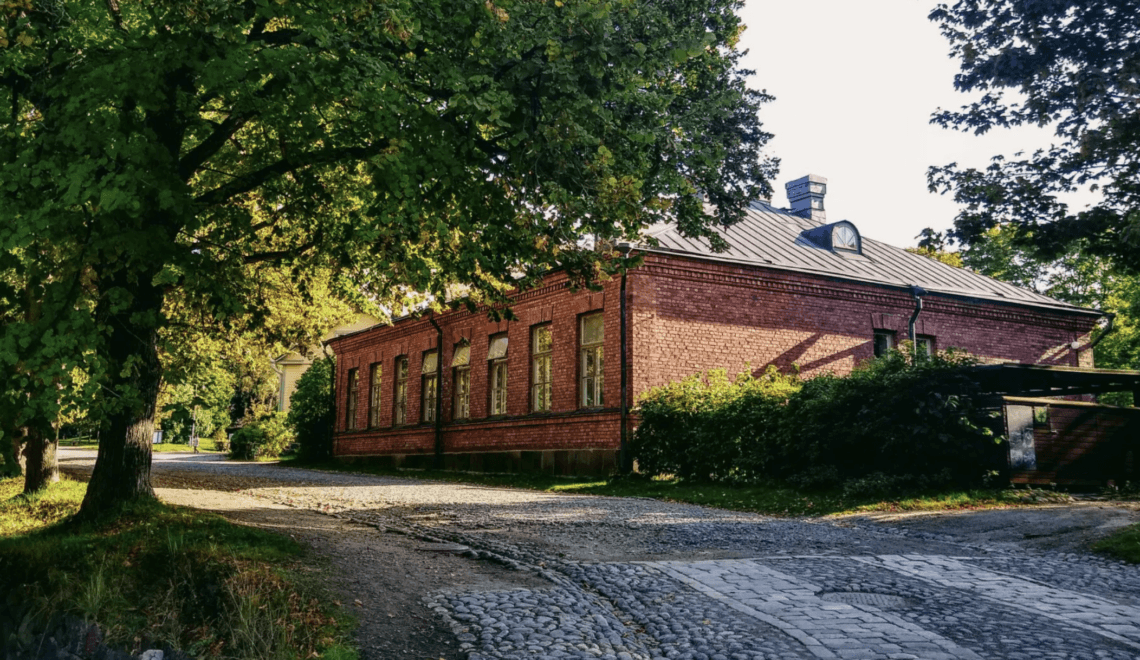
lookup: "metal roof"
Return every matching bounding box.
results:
[633,201,1100,316]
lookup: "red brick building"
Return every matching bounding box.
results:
[327,175,1104,473]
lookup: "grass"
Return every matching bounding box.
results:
[152,436,226,453]
[60,437,226,453]
[0,477,357,659]
[281,458,1070,517]
[1094,524,1140,563]
[0,476,89,535]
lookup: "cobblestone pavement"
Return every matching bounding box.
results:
[58,450,1140,659]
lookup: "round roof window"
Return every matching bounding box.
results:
[834,225,859,251]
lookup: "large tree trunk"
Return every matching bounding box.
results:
[22,425,59,493]
[78,274,163,518]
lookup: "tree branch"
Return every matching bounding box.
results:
[179,113,250,180]
[242,237,321,265]
[105,0,126,32]
[193,145,380,207]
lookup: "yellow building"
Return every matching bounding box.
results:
[273,316,379,413]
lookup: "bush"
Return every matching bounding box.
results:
[768,349,1003,485]
[632,349,1004,489]
[229,412,294,460]
[286,355,335,461]
[632,365,800,481]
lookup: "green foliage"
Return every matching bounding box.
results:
[632,351,1003,488]
[287,356,336,462]
[767,349,1002,486]
[924,224,1139,401]
[229,412,294,461]
[159,365,235,445]
[905,244,963,268]
[927,0,1140,273]
[632,365,801,481]
[1094,523,1140,564]
[1,0,776,512]
[0,478,354,658]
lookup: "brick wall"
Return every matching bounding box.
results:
[330,272,626,460]
[329,252,1100,463]
[629,254,1099,396]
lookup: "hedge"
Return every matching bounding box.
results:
[631,349,1004,489]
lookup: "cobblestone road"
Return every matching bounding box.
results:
[59,450,1140,660]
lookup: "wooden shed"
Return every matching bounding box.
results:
[1004,396,1140,486]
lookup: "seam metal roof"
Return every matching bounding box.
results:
[632,202,1100,316]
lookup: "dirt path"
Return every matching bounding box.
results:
[67,461,549,660]
[57,449,1140,660]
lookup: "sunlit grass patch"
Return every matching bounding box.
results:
[1094,524,1140,563]
[0,477,356,658]
[0,476,87,535]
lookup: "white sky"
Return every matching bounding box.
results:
[736,0,1074,248]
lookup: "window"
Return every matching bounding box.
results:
[452,341,471,420]
[580,313,604,408]
[834,225,858,252]
[531,325,553,412]
[345,368,359,430]
[488,333,509,416]
[916,335,935,358]
[368,363,383,427]
[422,350,439,423]
[873,330,895,358]
[394,356,409,425]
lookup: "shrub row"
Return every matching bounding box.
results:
[631,350,1004,490]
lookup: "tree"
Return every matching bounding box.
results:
[2,0,774,514]
[927,0,1140,271]
[920,223,1140,403]
[286,355,336,462]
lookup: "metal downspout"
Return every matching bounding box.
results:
[620,270,630,474]
[909,285,926,359]
[325,347,337,460]
[428,316,445,470]
[1088,312,1117,351]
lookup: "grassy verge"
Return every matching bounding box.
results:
[1094,524,1140,563]
[281,458,1070,517]
[60,437,225,453]
[0,477,356,659]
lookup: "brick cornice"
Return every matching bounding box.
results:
[330,278,589,352]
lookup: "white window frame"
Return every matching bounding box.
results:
[580,314,604,408]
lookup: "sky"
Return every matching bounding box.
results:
[734,0,1071,249]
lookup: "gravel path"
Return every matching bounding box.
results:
[59,449,1140,660]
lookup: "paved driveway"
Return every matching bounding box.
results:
[59,449,1140,660]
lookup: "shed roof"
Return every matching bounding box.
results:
[631,201,1100,316]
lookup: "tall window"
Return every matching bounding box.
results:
[531,325,553,412]
[580,313,604,408]
[368,363,383,428]
[452,341,471,420]
[394,356,409,425]
[873,330,895,358]
[345,368,359,430]
[422,350,439,423]
[488,333,509,416]
[916,335,935,358]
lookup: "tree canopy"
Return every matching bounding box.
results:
[1,0,774,511]
[927,0,1140,271]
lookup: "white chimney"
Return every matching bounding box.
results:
[785,174,827,222]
